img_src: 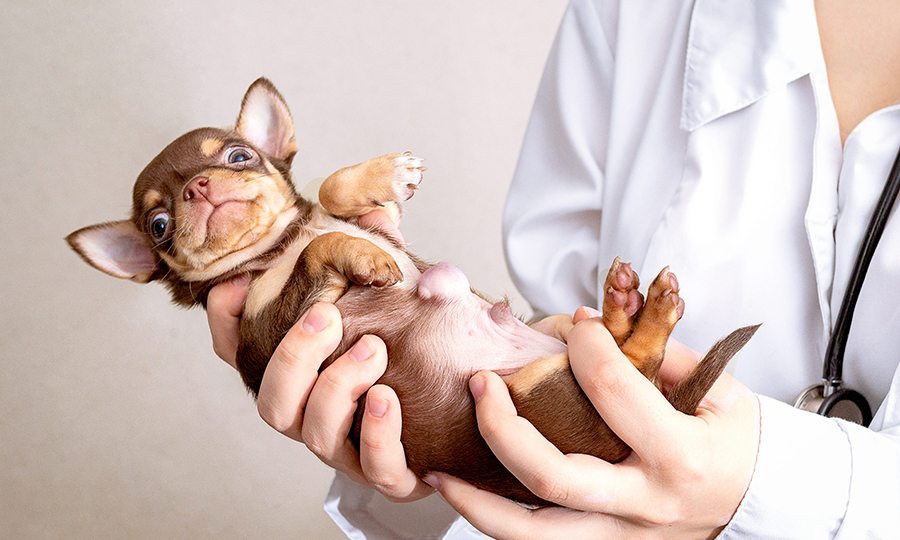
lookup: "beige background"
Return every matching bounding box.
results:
[0,1,568,538]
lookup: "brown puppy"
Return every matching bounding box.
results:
[68,78,757,506]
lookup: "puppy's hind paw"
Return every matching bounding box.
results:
[393,152,426,201]
[644,267,685,326]
[602,257,643,346]
[618,266,684,382]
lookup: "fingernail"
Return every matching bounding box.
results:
[348,336,375,362]
[301,304,329,333]
[469,373,486,403]
[582,306,602,318]
[367,396,388,418]
[423,473,442,490]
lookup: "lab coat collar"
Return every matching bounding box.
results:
[681,0,821,132]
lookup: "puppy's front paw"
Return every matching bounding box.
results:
[392,152,426,201]
[348,248,403,288]
[330,235,403,288]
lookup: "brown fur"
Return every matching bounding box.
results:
[68,78,758,507]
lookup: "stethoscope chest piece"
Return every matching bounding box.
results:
[793,142,900,427]
[793,383,872,426]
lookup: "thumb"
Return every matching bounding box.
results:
[207,274,250,367]
[359,209,405,247]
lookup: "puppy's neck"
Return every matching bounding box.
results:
[163,198,315,307]
[161,203,302,283]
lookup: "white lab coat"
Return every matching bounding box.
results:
[326,0,900,537]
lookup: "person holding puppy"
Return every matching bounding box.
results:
[209,0,900,538]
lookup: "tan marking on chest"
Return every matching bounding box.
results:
[244,231,314,318]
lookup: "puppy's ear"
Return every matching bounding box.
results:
[236,78,297,165]
[67,221,159,283]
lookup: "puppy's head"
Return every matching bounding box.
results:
[68,78,301,299]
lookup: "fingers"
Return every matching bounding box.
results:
[300,333,388,480]
[359,209,405,247]
[257,302,343,441]
[470,371,644,514]
[426,473,545,540]
[359,384,434,502]
[429,473,620,540]
[572,305,601,324]
[255,303,426,500]
[528,313,574,342]
[307,349,430,501]
[206,274,250,368]
[567,319,685,455]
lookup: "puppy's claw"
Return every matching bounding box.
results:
[394,154,424,201]
[645,267,684,325]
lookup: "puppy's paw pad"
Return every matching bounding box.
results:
[646,267,684,324]
[607,257,640,291]
[393,152,426,201]
[603,257,643,313]
[602,257,645,344]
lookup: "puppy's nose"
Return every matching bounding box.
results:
[183,176,210,201]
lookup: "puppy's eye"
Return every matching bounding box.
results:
[227,148,253,164]
[149,212,170,241]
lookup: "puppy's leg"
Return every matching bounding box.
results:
[601,257,644,346]
[319,152,426,224]
[618,267,684,384]
[298,231,403,301]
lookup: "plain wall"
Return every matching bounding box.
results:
[0,1,568,538]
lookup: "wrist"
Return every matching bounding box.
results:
[717,396,851,539]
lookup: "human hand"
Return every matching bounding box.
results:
[528,312,574,342]
[426,307,761,540]
[206,209,432,502]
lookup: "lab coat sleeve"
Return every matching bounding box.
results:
[503,0,617,318]
[718,396,900,539]
[324,471,485,540]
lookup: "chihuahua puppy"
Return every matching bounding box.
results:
[68,78,757,506]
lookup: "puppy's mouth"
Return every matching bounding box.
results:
[168,170,296,273]
[193,198,252,238]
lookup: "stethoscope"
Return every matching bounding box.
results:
[793,144,900,426]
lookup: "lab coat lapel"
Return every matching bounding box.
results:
[681,0,841,348]
[680,0,820,132]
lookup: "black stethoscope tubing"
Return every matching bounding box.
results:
[815,142,900,425]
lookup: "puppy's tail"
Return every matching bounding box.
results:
[667,324,761,415]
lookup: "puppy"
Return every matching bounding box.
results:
[68,78,757,506]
